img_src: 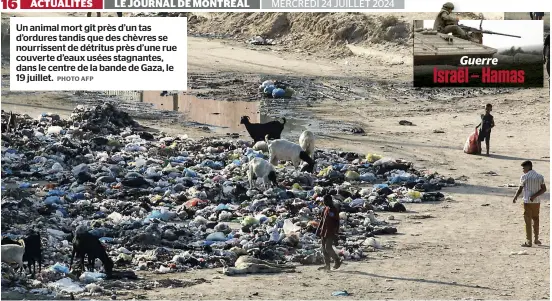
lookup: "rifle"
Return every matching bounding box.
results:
[457,23,521,39]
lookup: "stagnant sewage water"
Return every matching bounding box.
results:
[148,94,309,136]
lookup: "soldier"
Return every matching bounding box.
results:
[433,2,471,41]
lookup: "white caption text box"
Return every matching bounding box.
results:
[10,17,187,91]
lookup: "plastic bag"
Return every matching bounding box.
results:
[463,129,481,154]
[241,216,259,226]
[345,170,360,181]
[282,219,301,235]
[366,153,383,163]
[48,278,84,293]
[79,272,106,283]
[47,126,63,135]
[206,232,227,241]
[50,262,70,274]
[407,190,422,200]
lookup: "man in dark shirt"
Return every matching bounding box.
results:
[476,103,495,156]
[316,195,342,271]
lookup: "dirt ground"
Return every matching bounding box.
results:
[1,12,550,300]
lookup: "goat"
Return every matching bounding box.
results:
[265,135,315,173]
[248,157,278,190]
[298,130,315,158]
[1,237,20,245]
[220,256,295,276]
[1,240,26,273]
[70,232,114,276]
[240,116,286,143]
[252,141,269,153]
[23,231,42,274]
[1,232,43,275]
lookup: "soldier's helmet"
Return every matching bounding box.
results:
[443,2,454,9]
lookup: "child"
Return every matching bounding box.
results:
[316,195,342,271]
[476,103,495,156]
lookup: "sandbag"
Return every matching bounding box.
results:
[463,129,481,154]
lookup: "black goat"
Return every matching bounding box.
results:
[240,116,286,142]
[70,232,114,276]
[1,231,42,275]
[23,231,42,274]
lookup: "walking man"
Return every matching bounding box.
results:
[316,195,342,271]
[513,161,547,247]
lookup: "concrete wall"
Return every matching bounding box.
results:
[175,94,260,131]
[141,92,261,131]
[142,91,178,111]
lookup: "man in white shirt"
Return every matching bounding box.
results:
[513,161,547,247]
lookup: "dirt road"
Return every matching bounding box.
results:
[1,12,550,300]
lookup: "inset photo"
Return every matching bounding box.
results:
[413,19,544,87]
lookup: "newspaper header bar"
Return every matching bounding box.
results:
[105,0,260,9]
[0,0,550,11]
[262,0,404,10]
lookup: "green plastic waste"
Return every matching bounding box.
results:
[292,183,303,190]
[284,87,295,98]
[345,170,360,181]
[242,216,259,226]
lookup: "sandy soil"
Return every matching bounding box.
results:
[1,12,550,300]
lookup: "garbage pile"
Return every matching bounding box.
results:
[249,36,276,46]
[258,80,295,99]
[1,105,455,296]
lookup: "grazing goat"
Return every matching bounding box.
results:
[220,256,295,276]
[298,130,315,158]
[248,157,278,190]
[1,232,43,274]
[265,136,315,173]
[1,240,26,273]
[23,231,42,274]
[70,232,114,276]
[240,116,286,142]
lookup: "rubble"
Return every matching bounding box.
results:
[1,104,455,297]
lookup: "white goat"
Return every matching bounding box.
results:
[298,130,315,158]
[252,141,269,153]
[265,136,315,173]
[248,157,278,190]
[1,240,26,273]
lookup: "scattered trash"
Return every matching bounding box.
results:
[249,36,276,45]
[332,290,352,296]
[399,120,414,126]
[259,80,294,98]
[1,105,456,297]
[510,250,529,255]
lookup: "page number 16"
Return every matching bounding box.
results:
[1,0,18,9]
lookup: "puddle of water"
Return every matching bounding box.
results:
[173,95,309,135]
